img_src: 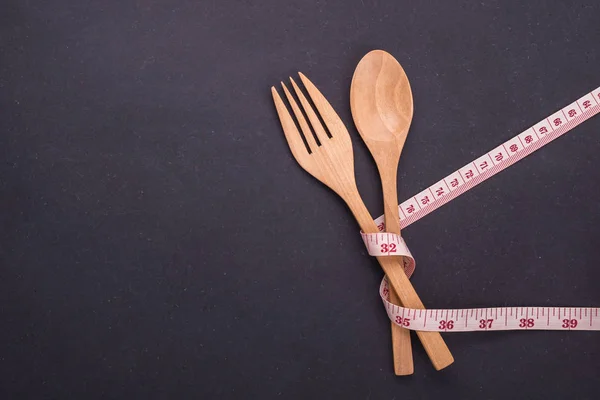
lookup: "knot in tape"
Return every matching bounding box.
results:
[360,232,416,278]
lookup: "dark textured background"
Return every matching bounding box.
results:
[2,1,600,398]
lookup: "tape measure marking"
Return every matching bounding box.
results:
[362,87,600,332]
[373,87,600,230]
[360,232,416,277]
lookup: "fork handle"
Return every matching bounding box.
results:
[377,252,454,370]
[344,193,455,371]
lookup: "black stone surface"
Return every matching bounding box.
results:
[2,1,599,398]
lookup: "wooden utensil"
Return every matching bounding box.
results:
[271,72,454,372]
[350,50,453,373]
[350,49,416,375]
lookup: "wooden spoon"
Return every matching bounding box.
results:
[350,50,454,373]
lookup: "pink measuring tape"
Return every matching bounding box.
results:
[361,86,600,332]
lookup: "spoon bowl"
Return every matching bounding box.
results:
[351,50,414,159]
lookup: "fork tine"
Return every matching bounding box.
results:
[271,87,311,165]
[289,77,330,144]
[298,72,348,138]
[281,83,319,151]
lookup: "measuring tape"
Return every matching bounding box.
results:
[381,276,600,332]
[360,232,600,332]
[363,86,600,332]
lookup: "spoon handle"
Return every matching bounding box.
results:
[380,166,414,375]
[389,288,414,374]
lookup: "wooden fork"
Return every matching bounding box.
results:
[271,73,454,371]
